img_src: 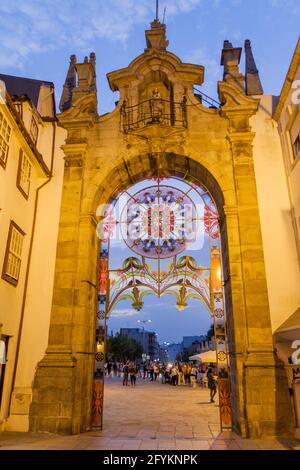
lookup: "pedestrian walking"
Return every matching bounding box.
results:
[129,363,137,386]
[171,365,179,386]
[190,365,198,388]
[149,363,154,382]
[178,364,186,386]
[153,363,159,381]
[143,363,147,380]
[181,364,187,385]
[207,367,217,402]
[185,364,191,384]
[123,363,129,386]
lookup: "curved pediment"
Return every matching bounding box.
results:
[58,92,98,127]
[218,80,259,111]
[107,48,204,93]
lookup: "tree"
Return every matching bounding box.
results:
[106,335,144,362]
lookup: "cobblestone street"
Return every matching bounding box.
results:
[0,378,299,450]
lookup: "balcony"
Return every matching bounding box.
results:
[121,96,188,134]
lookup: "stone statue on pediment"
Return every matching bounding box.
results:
[150,88,163,123]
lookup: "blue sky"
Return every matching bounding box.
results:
[0,0,298,343]
[0,0,299,114]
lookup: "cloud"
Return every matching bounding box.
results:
[183,47,222,99]
[110,308,139,318]
[0,0,203,69]
[268,0,300,12]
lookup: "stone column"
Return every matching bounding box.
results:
[225,130,293,438]
[29,144,98,435]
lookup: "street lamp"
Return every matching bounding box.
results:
[137,319,152,330]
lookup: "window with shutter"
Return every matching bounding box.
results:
[17,150,31,198]
[0,111,11,168]
[30,116,38,145]
[293,134,300,159]
[2,221,25,286]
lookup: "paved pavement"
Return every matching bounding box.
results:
[0,377,299,450]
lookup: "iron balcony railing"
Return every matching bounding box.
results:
[193,86,221,108]
[121,96,188,133]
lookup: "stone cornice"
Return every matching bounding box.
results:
[79,213,98,227]
[227,131,256,143]
[61,142,88,156]
[223,205,238,217]
[274,37,300,121]
[62,141,88,168]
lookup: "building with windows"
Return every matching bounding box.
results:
[0,75,66,431]
[119,328,159,361]
[158,344,169,364]
[167,343,182,363]
[272,41,300,434]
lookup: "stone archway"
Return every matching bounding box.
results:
[29,151,292,438]
[29,20,293,437]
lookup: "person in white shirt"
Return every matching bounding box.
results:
[190,366,198,388]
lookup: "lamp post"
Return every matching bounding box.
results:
[137,319,152,331]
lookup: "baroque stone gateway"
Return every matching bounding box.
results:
[1,16,300,441]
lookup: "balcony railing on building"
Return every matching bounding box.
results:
[121,95,188,133]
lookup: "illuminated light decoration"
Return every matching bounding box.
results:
[105,176,232,431]
[98,257,108,295]
[219,379,232,426]
[98,209,118,242]
[175,286,188,311]
[210,247,222,294]
[218,351,227,362]
[215,308,224,318]
[108,256,211,315]
[97,310,105,321]
[131,286,144,311]
[204,205,220,239]
[151,176,166,184]
[93,244,109,430]
[95,352,105,362]
[120,185,197,259]
[209,242,232,430]
[92,380,103,428]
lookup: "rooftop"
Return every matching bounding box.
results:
[0,73,54,108]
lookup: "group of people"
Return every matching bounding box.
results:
[122,362,138,387]
[161,363,217,401]
[105,360,217,402]
[163,363,200,388]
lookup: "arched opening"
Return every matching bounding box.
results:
[91,154,234,435]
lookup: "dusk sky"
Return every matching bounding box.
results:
[1,0,298,344]
[0,0,299,114]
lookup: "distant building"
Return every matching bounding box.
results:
[198,337,215,353]
[167,343,182,363]
[119,328,159,361]
[158,345,169,364]
[182,336,206,353]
